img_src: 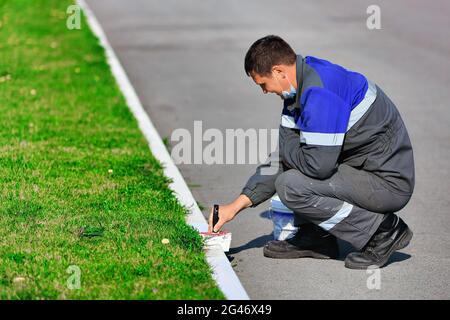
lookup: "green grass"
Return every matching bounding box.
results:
[0,0,224,299]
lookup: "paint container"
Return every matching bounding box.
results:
[269,194,298,240]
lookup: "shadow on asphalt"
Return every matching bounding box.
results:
[337,239,412,266]
[227,233,274,261]
[259,210,271,220]
[250,215,412,267]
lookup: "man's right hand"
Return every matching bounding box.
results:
[207,194,253,233]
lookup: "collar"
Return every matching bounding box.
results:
[294,54,304,107]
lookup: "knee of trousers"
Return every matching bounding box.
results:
[274,169,312,209]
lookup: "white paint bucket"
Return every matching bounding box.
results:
[269,194,298,240]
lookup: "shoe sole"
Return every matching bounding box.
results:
[263,246,337,260]
[345,226,413,270]
[397,227,413,250]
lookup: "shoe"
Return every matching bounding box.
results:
[263,224,339,259]
[344,216,413,269]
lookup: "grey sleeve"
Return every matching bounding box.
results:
[279,125,341,180]
[240,145,285,208]
[240,122,342,207]
[241,125,286,208]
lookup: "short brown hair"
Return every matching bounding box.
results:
[244,35,296,76]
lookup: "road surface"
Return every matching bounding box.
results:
[86,0,450,299]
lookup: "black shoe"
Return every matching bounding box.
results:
[263,224,339,259]
[345,216,413,269]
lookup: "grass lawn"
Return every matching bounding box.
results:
[0,0,224,299]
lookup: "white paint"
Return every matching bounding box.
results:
[77,0,249,300]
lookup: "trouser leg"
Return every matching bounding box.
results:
[274,164,412,250]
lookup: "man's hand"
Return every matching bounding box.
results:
[208,194,253,233]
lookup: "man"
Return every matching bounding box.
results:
[208,35,415,269]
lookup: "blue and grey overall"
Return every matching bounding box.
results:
[241,55,415,250]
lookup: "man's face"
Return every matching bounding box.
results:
[250,71,286,99]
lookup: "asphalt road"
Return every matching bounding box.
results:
[86,0,450,299]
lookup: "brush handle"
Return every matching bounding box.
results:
[213,204,220,232]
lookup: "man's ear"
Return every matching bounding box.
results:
[271,65,285,78]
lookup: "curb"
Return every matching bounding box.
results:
[77,0,249,300]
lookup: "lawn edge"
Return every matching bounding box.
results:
[77,0,249,300]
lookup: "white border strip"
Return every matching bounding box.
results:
[300,131,345,146]
[319,202,353,231]
[281,114,298,129]
[77,0,249,300]
[347,80,377,131]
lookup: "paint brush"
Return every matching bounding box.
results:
[199,204,232,252]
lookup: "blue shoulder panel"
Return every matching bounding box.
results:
[298,87,351,134]
[304,56,368,109]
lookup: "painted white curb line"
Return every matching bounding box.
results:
[77,0,249,300]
